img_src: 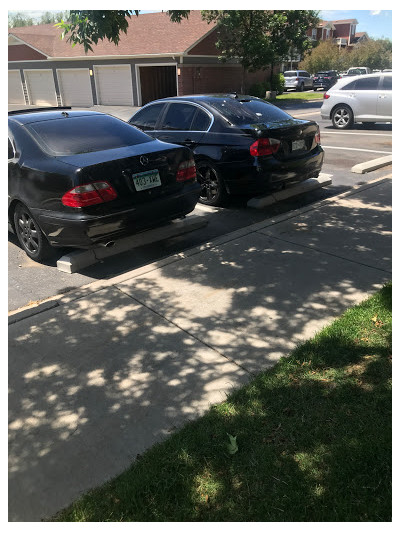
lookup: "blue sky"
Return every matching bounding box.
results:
[319,10,392,39]
[8,8,392,40]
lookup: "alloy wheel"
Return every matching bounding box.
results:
[196,164,221,205]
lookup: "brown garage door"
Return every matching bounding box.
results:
[139,66,177,105]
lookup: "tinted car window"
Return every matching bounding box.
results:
[382,76,392,90]
[27,115,152,156]
[341,80,357,90]
[161,103,198,131]
[130,103,165,130]
[283,71,297,77]
[207,98,291,126]
[354,76,380,90]
[191,108,211,131]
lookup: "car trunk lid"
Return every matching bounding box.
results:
[241,118,319,160]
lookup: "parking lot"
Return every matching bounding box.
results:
[8,98,392,313]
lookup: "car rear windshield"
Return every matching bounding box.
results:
[316,72,330,76]
[26,114,153,155]
[207,98,291,126]
[283,71,297,77]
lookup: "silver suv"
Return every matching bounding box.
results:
[283,70,313,92]
[321,73,392,129]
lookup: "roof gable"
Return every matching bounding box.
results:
[8,11,217,59]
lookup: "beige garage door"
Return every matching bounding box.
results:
[57,69,93,107]
[94,65,133,105]
[24,70,57,106]
[8,70,25,104]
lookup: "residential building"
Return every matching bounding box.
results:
[8,11,277,107]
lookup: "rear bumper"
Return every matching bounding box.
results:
[221,146,324,195]
[33,182,201,248]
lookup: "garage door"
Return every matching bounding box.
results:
[94,65,133,105]
[57,69,93,107]
[8,70,25,105]
[24,70,57,106]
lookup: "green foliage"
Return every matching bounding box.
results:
[8,11,69,28]
[350,39,392,70]
[8,12,34,27]
[202,10,319,75]
[300,38,392,73]
[272,73,285,93]
[55,10,139,52]
[249,81,271,98]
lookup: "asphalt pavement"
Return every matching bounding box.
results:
[8,175,392,521]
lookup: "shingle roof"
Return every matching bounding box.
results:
[8,11,216,58]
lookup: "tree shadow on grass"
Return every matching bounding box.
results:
[56,286,391,521]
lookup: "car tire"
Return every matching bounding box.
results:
[332,105,354,129]
[14,203,53,262]
[297,83,304,92]
[196,160,227,207]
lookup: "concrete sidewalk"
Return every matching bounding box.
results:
[8,176,392,521]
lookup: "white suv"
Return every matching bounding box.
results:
[283,70,313,92]
[320,73,392,129]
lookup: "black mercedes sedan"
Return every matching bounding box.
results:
[8,108,200,261]
[128,94,324,206]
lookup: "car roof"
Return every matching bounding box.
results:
[334,71,391,87]
[8,108,105,125]
[141,94,262,106]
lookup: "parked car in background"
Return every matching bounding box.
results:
[283,70,313,92]
[321,73,392,129]
[313,70,339,91]
[8,108,200,261]
[343,67,372,77]
[129,94,324,206]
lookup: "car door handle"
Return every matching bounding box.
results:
[184,139,196,147]
[378,95,387,99]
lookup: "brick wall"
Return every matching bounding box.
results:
[178,65,278,95]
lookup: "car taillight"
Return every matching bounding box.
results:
[176,158,196,182]
[296,77,299,81]
[250,138,280,157]
[315,129,321,144]
[62,181,117,207]
[324,93,330,99]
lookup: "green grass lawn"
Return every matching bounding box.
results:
[53,283,392,522]
[267,91,324,103]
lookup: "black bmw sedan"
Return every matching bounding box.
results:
[128,94,324,206]
[8,108,200,262]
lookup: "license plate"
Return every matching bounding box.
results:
[292,139,306,151]
[132,169,161,191]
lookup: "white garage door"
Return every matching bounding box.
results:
[57,69,93,107]
[24,70,57,106]
[94,65,133,105]
[8,70,25,104]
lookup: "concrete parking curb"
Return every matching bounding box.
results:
[56,215,208,274]
[8,173,391,325]
[247,174,332,208]
[351,154,392,174]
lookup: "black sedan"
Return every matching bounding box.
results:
[128,94,324,206]
[8,108,200,261]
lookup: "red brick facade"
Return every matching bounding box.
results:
[178,65,278,96]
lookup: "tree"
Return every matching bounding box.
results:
[349,38,392,70]
[8,12,35,27]
[40,11,69,25]
[299,40,351,73]
[300,37,392,73]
